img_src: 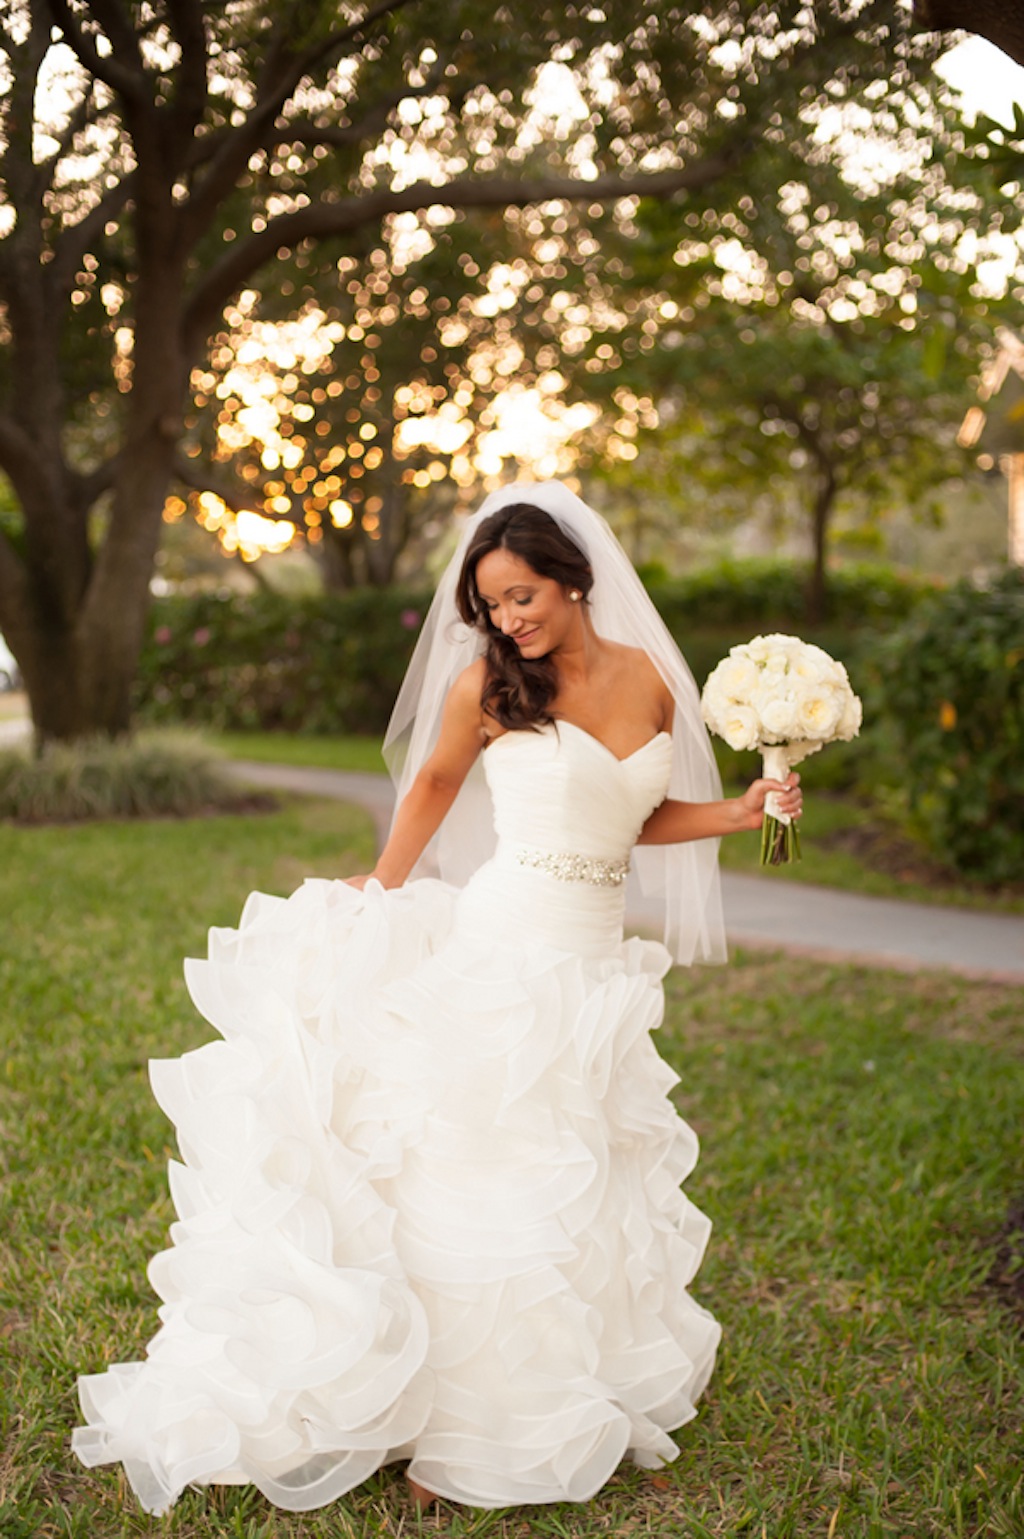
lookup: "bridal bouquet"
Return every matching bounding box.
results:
[701,634,862,865]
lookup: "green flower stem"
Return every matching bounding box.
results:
[760,812,801,867]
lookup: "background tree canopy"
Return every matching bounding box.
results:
[0,0,1017,742]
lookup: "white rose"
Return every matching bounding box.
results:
[760,632,798,654]
[836,692,863,740]
[721,704,760,751]
[760,696,799,739]
[752,672,789,712]
[714,655,760,700]
[764,650,790,676]
[796,691,842,739]
[793,653,829,685]
[701,677,727,722]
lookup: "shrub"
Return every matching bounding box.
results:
[0,731,252,823]
[873,568,1024,884]
[648,558,934,634]
[136,589,431,735]
[137,563,928,738]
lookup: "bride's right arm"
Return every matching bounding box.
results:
[347,661,487,890]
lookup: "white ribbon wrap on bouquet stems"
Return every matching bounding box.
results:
[759,740,822,823]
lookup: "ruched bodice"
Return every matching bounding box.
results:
[485,721,673,861]
[453,722,675,959]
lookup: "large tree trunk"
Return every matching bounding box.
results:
[2,260,189,747]
[9,455,174,747]
[319,520,359,590]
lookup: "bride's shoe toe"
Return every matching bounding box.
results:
[405,1470,440,1511]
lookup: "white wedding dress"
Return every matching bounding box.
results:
[72,720,721,1514]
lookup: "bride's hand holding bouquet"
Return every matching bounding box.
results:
[701,633,862,865]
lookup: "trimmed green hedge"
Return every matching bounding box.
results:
[135,560,930,742]
[136,588,432,735]
[650,557,934,632]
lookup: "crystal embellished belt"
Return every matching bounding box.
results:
[512,847,630,887]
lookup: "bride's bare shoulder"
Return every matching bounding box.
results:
[607,640,656,668]
[452,656,488,695]
[448,658,504,746]
[602,641,673,722]
[605,641,669,688]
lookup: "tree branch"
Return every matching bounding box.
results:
[184,154,744,340]
[43,0,150,108]
[0,412,51,500]
[179,0,420,247]
[913,0,1024,67]
[172,454,261,514]
[76,450,124,507]
[284,0,422,83]
[83,0,149,89]
[164,0,209,136]
[52,171,138,291]
[0,7,50,252]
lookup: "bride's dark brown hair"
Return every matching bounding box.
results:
[455,503,594,731]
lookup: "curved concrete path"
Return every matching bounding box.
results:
[227,760,1024,985]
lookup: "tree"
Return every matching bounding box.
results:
[185,207,569,590]
[526,21,1024,616]
[912,0,1024,69]
[667,131,1023,614]
[0,0,763,746]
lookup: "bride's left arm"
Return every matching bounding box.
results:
[636,774,802,845]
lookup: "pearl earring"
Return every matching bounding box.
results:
[569,590,581,602]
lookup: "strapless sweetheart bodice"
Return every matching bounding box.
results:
[450,721,675,958]
[483,720,673,860]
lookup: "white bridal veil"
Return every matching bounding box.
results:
[383,481,727,966]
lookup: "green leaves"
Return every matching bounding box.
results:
[136,586,433,733]
[876,568,1024,884]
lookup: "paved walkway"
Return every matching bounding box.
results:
[228,760,1024,984]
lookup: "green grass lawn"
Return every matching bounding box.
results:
[210,729,387,774]
[1,804,1021,1538]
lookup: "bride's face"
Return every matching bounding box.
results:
[474,548,580,659]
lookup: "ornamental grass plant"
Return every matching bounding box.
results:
[0,730,254,823]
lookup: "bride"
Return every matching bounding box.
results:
[72,481,801,1516]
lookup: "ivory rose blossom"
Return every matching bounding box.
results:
[797,692,842,737]
[701,633,862,865]
[760,696,799,739]
[838,693,864,739]
[721,705,760,752]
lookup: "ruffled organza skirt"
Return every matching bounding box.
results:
[72,869,720,1514]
